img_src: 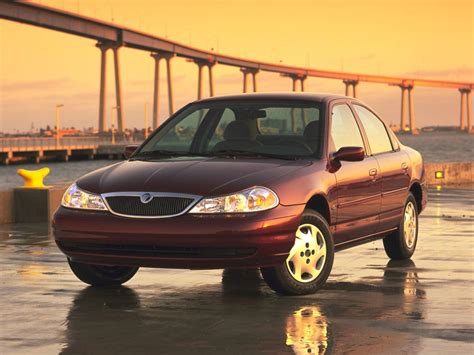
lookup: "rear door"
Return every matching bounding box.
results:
[352,104,410,231]
[330,102,382,244]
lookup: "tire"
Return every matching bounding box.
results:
[261,209,334,296]
[383,193,419,260]
[68,259,139,286]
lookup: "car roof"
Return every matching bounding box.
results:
[195,92,348,104]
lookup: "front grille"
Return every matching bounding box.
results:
[105,195,194,217]
[57,241,256,259]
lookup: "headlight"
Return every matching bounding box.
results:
[189,187,278,214]
[61,183,108,211]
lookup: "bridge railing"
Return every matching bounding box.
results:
[0,136,136,152]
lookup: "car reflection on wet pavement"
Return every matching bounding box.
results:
[0,188,473,354]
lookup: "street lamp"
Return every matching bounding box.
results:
[55,104,64,147]
[144,102,149,139]
[111,106,119,145]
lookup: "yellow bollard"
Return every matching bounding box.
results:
[17,167,50,188]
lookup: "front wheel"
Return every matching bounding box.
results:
[383,193,419,260]
[68,259,139,286]
[261,210,334,295]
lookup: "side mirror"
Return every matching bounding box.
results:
[123,144,139,159]
[332,146,365,162]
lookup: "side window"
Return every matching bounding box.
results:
[208,108,236,148]
[151,108,208,152]
[354,105,393,154]
[330,104,365,152]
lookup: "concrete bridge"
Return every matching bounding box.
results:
[0,1,472,134]
[0,137,133,165]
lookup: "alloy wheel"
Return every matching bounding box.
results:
[286,224,327,283]
[404,201,417,249]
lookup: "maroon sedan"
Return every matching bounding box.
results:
[53,93,427,295]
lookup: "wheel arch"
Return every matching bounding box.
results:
[305,194,331,224]
[409,182,423,212]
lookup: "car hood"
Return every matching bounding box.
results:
[76,157,312,197]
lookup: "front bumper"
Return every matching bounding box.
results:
[53,204,304,269]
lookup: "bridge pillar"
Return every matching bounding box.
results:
[151,52,174,122]
[251,70,258,92]
[343,80,358,98]
[399,86,408,132]
[194,60,216,99]
[459,89,466,130]
[208,63,215,96]
[458,88,471,132]
[398,84,415,134]
[353,81,358,98]
[196,61,205,99]
[96,42,109,133]
[150,53,163,130]
[241,68,258,93]
[164,54,175,115]
[112,45,124,133]
[289,74,307,92]
[300,77,306,92]
[242,70,248,93]
[467,90,472,133]
[408,86,415,133]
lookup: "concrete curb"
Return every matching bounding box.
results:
[0,162,472,224]
[424,162,473,187]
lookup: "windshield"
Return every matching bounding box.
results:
[135,100,324,160]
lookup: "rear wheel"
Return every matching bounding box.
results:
[383,193,419,260]
[68,259,139,286]
[261,210,334,295]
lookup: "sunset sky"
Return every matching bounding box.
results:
[0,0,472,133]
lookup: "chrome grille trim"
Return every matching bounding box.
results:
[101,191,202,219]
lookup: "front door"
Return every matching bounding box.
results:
[329,103,382,244]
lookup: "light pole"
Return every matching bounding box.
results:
[111,106,119,144]
[144,102,149,139]
[55,104,64,147]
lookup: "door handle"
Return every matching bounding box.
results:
[369,168,378,177]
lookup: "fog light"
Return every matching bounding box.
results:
[435,171,444,179]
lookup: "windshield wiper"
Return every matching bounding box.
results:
[131,149,301,161]
[130,150,206,160]
[212,149,298,161]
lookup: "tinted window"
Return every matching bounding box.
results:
[153,108,209,152]
[330,104,364,152]
[257,107,320,135]
[354,105,393,154]
[208,108,235,149]
[138,100,323,159]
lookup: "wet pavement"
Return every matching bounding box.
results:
[0,188,473,354]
